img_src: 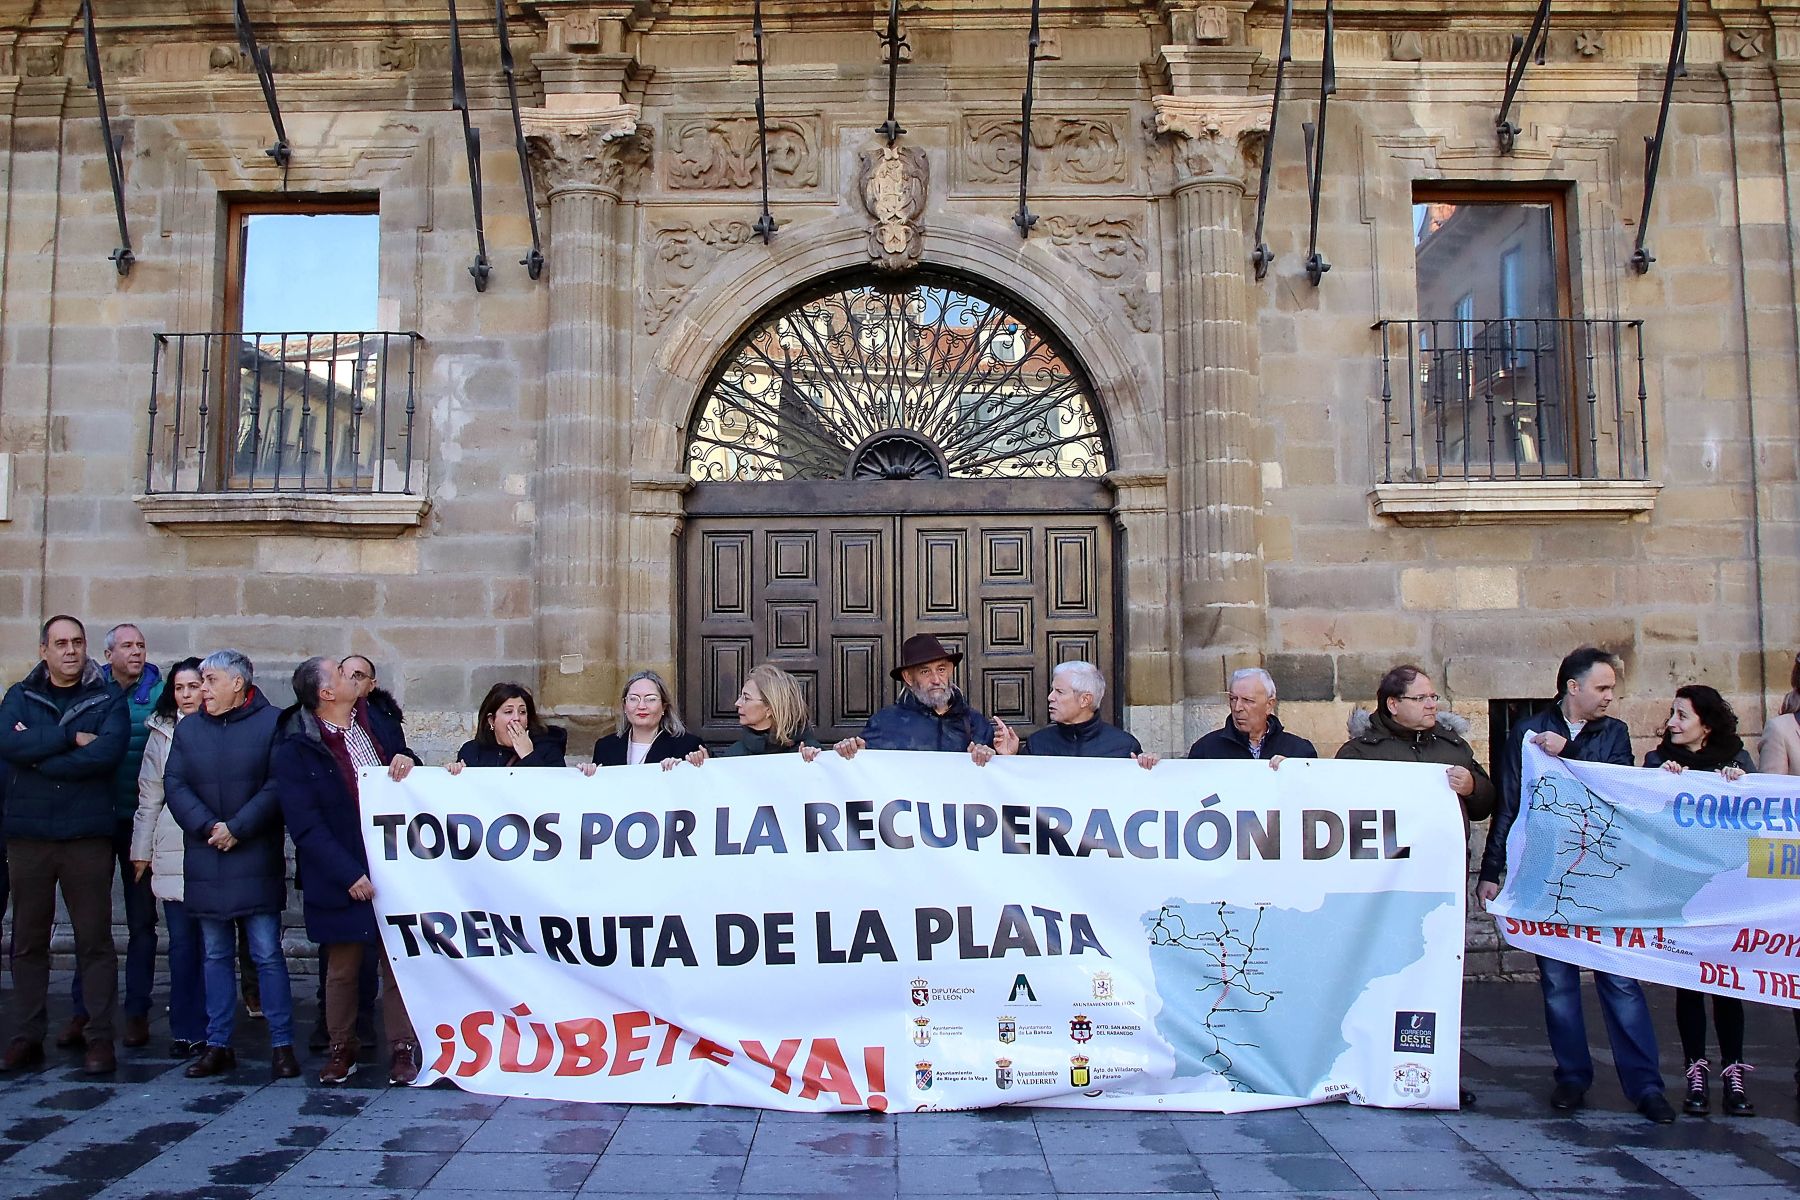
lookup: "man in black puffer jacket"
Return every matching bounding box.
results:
[0,615,129,1075]
[992,661,1156,766]
[164,649,297,1082]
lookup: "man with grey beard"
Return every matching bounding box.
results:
[834,634,997,759]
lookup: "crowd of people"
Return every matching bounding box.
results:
[0,617,1796,1122]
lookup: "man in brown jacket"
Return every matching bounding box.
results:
[1335,664,1496,824]
[1337,662,1495,1113]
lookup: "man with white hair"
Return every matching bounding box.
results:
[991,661,1155,766]
[1187,667,1318,762]
[164,649,297,1081]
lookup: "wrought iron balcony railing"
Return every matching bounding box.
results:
[1374,317,1649,484]
[143,331,423,495]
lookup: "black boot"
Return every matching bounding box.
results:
[1682,1058,1709,1115]
[1721,1061,1755,1117]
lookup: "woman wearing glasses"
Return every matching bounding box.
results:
[583,670,704,772]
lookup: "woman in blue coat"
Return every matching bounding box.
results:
[162,649,294,1080]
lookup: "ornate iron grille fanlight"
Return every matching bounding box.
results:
[687,273,1109,482]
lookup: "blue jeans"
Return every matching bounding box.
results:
[72,822,158,1019]
[200,913,292,1049]
[1538,955,1664,1101]
[162,901,207,1044]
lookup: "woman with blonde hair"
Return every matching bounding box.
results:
[712,664,822,760]
[586,670,703,772]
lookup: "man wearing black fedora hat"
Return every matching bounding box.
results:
[833,634,997,758]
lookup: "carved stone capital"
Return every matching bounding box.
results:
[523,100,653,199]
[1152,94,1271,187]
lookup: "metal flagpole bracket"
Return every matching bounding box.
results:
[1495,0,1551,154]
[875,0,907,145]
[493,0,544,278]
[1250,0,1293,280]
[80,0,134,276]
[1013,0,1044,238]
[751,0,777,242]
[233,0,292,181]
[1631,0,1688,275]
[448,0,492,292]
[1301,0,1335,287]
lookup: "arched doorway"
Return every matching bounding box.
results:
[681,269,1117,745]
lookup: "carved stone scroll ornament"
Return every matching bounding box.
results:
[644,220,759,334]
[857,143,929,272]
[965,115,1126,185]
[1152,95,1272,186]
[1042,216,1153,333]
[523,103,653,199]
[667,116,819,190]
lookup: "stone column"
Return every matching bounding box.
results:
[1152,95,1271,704]
[523,103,653,717]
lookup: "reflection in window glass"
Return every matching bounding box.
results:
[240,212,379,332]
[1411,196,1569,472]
[231,209,386,490]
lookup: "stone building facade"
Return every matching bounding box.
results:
[1,1,1795,978]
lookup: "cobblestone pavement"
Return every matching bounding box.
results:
[1,978,1798,1200]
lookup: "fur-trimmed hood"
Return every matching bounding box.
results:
[1346,706,1471,741]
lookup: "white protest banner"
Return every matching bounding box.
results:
[360,751,1468,1112]
[1489,744,1800,1007]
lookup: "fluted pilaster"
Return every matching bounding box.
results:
[524,102,653,713]
[1154,94,1271,696]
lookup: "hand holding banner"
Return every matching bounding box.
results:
[1490,744,1800,1006]
[362,752,1468,1111]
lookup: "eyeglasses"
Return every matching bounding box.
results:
[345,671,372,682]
[1400,693,1441,703]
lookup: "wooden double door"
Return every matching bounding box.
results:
[682,483,1116,746]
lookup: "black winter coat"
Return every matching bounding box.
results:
[593,730,705,766]
[861,689,996,753]
[715,726,821,757]
[275,704,407,945]
[365,689,420,768]
[1187,714,1317,761]
[1478,706,1632,885]
[1022,716,1142,758]
[455,724,568,768]
[0,660,129,841]
[163,689,286,919]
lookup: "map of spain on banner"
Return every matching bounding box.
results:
[360,753,1469,1112]
[1490,744,1800,1007]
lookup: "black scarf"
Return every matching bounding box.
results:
[1653,732,1745,772]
